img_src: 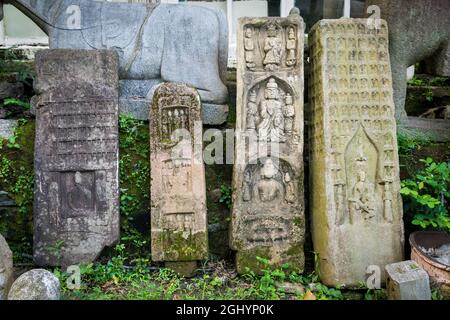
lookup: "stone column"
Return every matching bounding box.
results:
[150,82,208,277]
[33,49,120,267]
[309,19,404,287]
[231,11,305,274]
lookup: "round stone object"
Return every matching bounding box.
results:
[8,269,60,300]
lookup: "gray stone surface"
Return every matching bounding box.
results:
[231,12,305,274]
[33,49,120,267]
[365,0,450,120]
[8,269,60,300]
[0,234,13,300]
[8,0,229,125]
[296,0,366,31]
[425,42,450,77]
[0,119,17,139]
[0,82,23,100]
[0,191,16,207]
[202,103,229,126]
[309,19,404,287]
[119,97,151,120]
[150,83,208,274]
[400,117,450,143]
[386,260,431,300]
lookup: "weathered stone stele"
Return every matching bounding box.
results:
[385,260,431,300]
[309,19,404,287]
[33,49,120,267]
[231,11,305,274]
[0,234,13,300]
[150,83,208,277]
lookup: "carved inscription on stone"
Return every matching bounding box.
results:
[150,83,208,264]
[33,49,120,267]
[231,13,305,274]
[309,19,404,287]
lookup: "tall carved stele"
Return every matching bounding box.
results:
[231,12,305,274]
[309,19,404,287]
[150,83,208,277]
[33,49,120,266]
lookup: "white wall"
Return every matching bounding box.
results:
[2,4,48,46]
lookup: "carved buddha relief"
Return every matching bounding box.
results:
[263,22,283,71]
[345,126,379,224]
[242,157,296,205]
[246,78,295,143]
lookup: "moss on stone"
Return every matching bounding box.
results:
[117,115,151,259]
[236,248,273,275]
[158,230,208,261]
[0,120,35,258]
[204,163,232,258]
[237,246,305,275]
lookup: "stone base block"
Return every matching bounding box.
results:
[165,261,198,278]
[386,260,431,300]
[236,245,304,275]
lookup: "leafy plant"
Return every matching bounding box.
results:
[397,132,429,156]
[364,288,387,300]
[3,98,31,110]
[243,257,288,299]
[47,240,65,264]
[423,89,434,102]
[0,51,35,87]
[293,271,344,300]
[431,288,443,300]
[401,158,450,232]
[219,184,232,209]
[117,114,150,262]
[407,78,426,87]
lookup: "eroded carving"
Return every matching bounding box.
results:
[246,78,296,142]
[309,19,404,287]
[263,22,283,71]
[241,15,301,72]
[150,83,207,269]
[232,11,305,275]
[33,49,120,267]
